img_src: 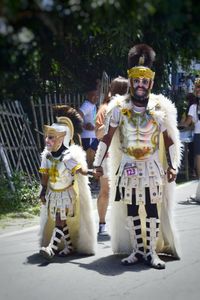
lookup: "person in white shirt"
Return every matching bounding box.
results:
[79,89,99,169]
[181,77,200,201]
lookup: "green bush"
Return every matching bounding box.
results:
[0,171,40,217]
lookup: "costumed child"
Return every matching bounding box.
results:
[39,115,96,260]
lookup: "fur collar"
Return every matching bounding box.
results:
[107,93,182,168]
[41,144,88,172]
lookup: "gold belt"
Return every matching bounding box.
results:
[49,184,73,192]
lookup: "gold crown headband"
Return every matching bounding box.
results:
[127,66,155,80]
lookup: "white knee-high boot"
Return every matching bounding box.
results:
[40,227,64,260]
[121,216,144,266]
[145,218,165,269]
[59,224,73,256]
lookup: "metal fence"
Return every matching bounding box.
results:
[30,92,85,151]
[0,101,40,183]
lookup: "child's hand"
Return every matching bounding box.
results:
[40,196,46,204]
[39,185,47,204]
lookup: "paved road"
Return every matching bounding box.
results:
[0,180,200,300]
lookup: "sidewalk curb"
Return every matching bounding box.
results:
[0,225,39,239]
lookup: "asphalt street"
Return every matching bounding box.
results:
[0,180,200,300]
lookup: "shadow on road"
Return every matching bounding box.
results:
[70,254,152,276]
[25,252,97,267]
[25,251,177,274]
[178,199,200,205]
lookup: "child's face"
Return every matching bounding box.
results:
[45,135,60,152]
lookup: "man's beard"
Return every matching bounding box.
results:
[131,87,149,106]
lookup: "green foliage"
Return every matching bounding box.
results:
[0,0,199,102]
[0,171,40,217]
[171,89,188,123]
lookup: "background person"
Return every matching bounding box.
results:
[179,93,197,177]
[78,87,99,169]
[180,77,200,200]
[95,76,128,236]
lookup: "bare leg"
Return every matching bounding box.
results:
[195,155,200,178]
[97,176,109,224]
[195,155,200,202]
[86,148,96,169]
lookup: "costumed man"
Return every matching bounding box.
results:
[39,115,96,260]
[180,77,200,202]
[93,44,182,269]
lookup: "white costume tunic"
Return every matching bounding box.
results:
[39,144,96,255]
[109,103,165,205]
[39,147,81,220]
[106,93,182,258]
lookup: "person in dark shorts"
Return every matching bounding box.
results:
[78,88,99,169]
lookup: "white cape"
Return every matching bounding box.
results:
[107,93,183,259]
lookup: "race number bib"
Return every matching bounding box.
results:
[124,165,138,177]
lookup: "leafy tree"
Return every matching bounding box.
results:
[0,0,199,103]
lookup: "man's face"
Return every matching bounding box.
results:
[88,90,98,104]
[45,135,62,152]
[130,77,152,102]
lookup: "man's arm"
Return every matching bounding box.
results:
[163,130,177,183]
[78,108,95,130]
[179,115,193,129]
[93,126,117,178]
[95,124,105,140]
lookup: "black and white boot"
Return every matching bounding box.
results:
[145,218,165,269]
[40,227,64,260]
[59,225,73,257]
[121,216,144,266]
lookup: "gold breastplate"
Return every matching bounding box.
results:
[120,110,159,159]
[47,157,73,190]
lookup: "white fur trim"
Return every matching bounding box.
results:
[41,145,88,173]
[76,174,97,254]
[64,144,88,172]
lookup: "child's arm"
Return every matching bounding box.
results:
[39,173,49,204]
[76,168,88,176]
[69,160,91,177]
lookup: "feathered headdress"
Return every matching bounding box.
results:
[127,44,156,80]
